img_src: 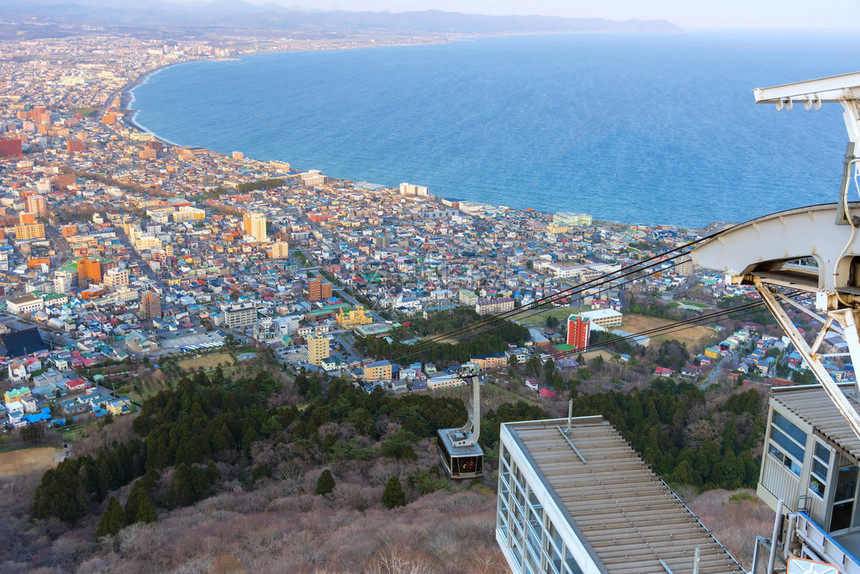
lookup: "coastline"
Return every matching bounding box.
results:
[118,36,719,232]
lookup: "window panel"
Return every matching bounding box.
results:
[773,412,807,445]
[771,427,805,463]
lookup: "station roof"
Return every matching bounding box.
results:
[503,416,743,574]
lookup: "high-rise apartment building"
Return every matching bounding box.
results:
[306,333,330,366]
[566,314,591,350]
[269,242,289,259]
[141,290,162,320]
[77,257,102,286]
[53,270,74,293]
[220,301,257,329]
[26,195,47,218]
[15,222,45,241]
[308,276,333,301]
[103,267,130,290]
[243,211,267,242]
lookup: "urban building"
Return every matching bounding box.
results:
[25,195,48,218]
[269,241,289,259]
[15,222,45,241]
[363,360,393,382]
[77,257,102,286]
[306,333,330,366]
[308,276,333,301]
[220,301,258,329]
[552,212,593,226]
[103,267,130,289]
[6,294,45,315]
[565,314,591,349]
[243,211,267,242]
[53,270,74,293]
[140,291,162,320]
[579,308,623,329]
[476,297,515,315]
[337,306,373,328]
[399,182,429,196]
[496,416,743,574]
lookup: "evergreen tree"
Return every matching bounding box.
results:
[316,469,336,495]
[382,476,406,509]
[95,497,126,538]
[134,490,157,523]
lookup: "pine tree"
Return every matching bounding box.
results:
[316,469,335,495]
[96,497,126,538]
[135,489,157,523]
[381,476,406,509]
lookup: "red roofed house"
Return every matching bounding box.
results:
[654,367,675,378]
[65,378,89,393]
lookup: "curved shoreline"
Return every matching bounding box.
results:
[118,38,725,231]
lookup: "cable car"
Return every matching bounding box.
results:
[436,375,483,479]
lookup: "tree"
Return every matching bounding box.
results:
[135,489,157,523]
[96,497,126,538]
[382,476,406,509]
[316,469,336,495]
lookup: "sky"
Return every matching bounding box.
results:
[214,0,860,31]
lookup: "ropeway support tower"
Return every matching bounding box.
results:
[693,71,860,441]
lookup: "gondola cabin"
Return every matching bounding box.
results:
[437,427,483,479]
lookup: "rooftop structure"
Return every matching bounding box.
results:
[497,416,742,574]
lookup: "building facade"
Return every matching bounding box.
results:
[308,276,333,301]
[6,294,44,315]
[243,212,267,242]
[220,301,257,329]
[476,297,515,316]
[141,290,162,320]
[77,257,102,285]
[565,314,591,350]
[306,333,329,366]
[579,308,623,329]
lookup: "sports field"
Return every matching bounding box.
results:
[621,314,716,347]
[0,447,62,478]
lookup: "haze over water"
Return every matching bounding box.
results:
[131,32,857,228]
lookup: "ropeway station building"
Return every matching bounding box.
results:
[496,416,744,574]
[757,383,860,572]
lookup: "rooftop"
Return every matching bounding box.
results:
[503,416,742,574]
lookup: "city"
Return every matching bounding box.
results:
[0,20,855,574]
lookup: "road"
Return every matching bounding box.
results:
[701,350,738,390]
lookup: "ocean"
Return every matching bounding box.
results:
[130,32,858,228]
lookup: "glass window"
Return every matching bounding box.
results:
[564,550,584,574]
[774,412,807,445]
[771,427,805,463]
[769,444,802,476]
[809,442,830,498]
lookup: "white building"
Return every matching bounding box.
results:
[496,416,742,573]
[579,308,623,329]
[399,182,429,196]
[220,301,258,329]
[6,294,45,315]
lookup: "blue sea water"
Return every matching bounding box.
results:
[131,33,858,228]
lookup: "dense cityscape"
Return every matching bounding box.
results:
[0,23,852,574]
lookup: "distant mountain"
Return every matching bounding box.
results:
[0,1,682,36]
